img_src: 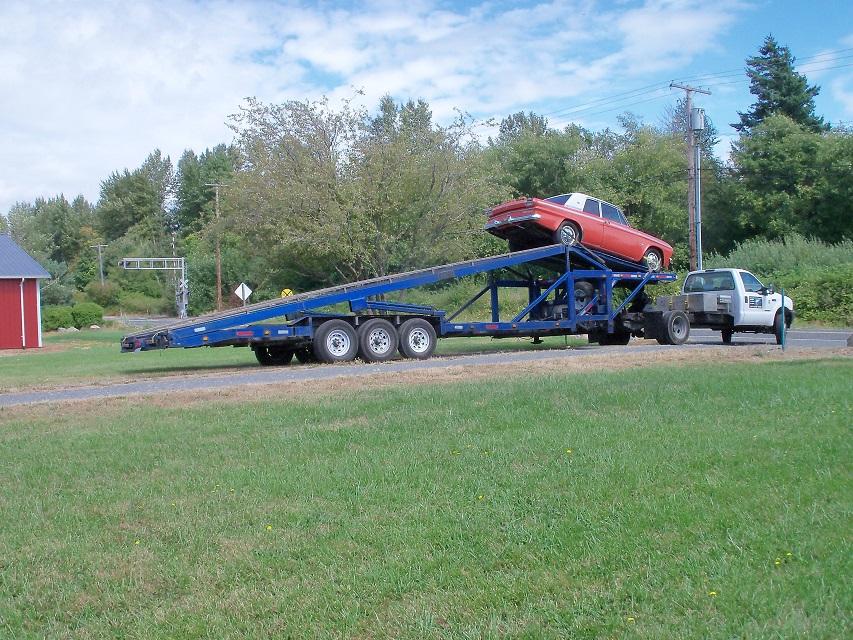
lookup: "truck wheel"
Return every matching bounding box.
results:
[357,318,398,362]
[554,222,581,246]
[254,345,294,366]
[398,318,437,360]
[313,320,357,363]
[721,328,733,344]
[774,312,785,345]
[660,310,690,345]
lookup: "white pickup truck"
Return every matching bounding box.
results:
[659,268,794,344]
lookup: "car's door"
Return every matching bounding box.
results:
[738,271,773,326]
[599,202,642,261]
[575,198,605,248]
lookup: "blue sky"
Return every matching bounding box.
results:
[1,0,851,215]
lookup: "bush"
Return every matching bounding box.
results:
[71,302,104,328]
[118,292,173,315]
[40,282,74,306]
[775,265,853,325]
[85,281,120,308]
[42,306,75,331]
[705,234,853,277]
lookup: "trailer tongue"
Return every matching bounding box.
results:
[121,244,688,364]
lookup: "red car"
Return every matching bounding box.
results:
[485,193,673,271]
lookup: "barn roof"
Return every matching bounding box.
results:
[0,234,51,279]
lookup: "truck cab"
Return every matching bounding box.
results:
[680,268,794,344]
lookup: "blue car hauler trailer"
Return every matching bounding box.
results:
[120,244,690,365]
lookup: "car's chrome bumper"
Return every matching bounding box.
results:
[484,213,541,229]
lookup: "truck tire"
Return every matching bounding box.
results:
[398,318,437,360]
[774,311,785,345]
[721,328,733,344]
[313,320,358,363]
[659,310,690,345]
[254,344,294,366]
[357,318,398,362]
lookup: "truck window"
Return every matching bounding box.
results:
[739,271,764,293]
[684,272,735,292]
[583,198,601,216]
[601,202,624,223]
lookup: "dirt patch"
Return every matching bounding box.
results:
[1,346,848,422]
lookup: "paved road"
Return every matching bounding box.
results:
[1,328,848,408]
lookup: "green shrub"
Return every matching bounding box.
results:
[118,292,173,315]
[774,265,853,325]
[42,306,75,331]
[40,282,74,306]
[85,281,121,308]
[71,302,104,328]
[705,234,853,277]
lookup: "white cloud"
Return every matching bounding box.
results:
[0,0,747,215]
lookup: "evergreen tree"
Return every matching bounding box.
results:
[734,35,826,133]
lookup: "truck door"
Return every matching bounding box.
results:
[738,271,773,326]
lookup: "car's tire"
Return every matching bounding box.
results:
[253,344,294,366]
[294,347,317,364]
[357,318,398,362]
[574,280,595,314]
[643,248,664,272]
[553,222,581,246]
[660,310,690,345]
[721,328,733,344]
[398,318,437,360]
[313,320,358,363]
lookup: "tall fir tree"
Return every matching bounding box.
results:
[734,35,826,133]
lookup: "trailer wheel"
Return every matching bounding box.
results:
[721,328,733,344]
[398,318,437,360]
[659,310,690,345]
[599,331,631,346]
[574,281,595,313]
[357,319,398,362]
[253,345,294,366]
[313,320,358,363]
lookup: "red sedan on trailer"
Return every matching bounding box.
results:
[485,193,673,271]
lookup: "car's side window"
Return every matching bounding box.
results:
[601,203,623,223]
[739,272,764,293]
[583,198,601,216]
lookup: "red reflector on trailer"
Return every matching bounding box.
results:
[236,330,253,337]
[485,324,499,330]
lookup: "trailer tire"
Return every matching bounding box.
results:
[254,345,294,366]
[600,331,631,346]
[398,318,437,360]
[294,347,317,364]
[574,281,595,313]
[357,318,398,362]
[721,328,733,344]
[660,310,690,345]
[313,320,358,363]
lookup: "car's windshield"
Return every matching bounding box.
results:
[683,272,736,292]
[544,194,570,206]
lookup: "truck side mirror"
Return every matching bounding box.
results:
[760,285,775,295]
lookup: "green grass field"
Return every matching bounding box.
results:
[0,330,584,392]
[0,358,850,638]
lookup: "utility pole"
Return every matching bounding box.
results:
[670,82,711,271]
[91,244,107,285]
[204,183,227,311]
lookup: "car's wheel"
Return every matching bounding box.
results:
[294,347,317,364]
[253,345,294,366]
[553,222,581,246]
[313,320,358,363]
[574,280,595,314]
[643,248,664,272]
[398,318,437,360]
[658,310,690,345]
[721,328,733,344]
[357,318,398,362]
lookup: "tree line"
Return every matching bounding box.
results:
[3,36,851,317]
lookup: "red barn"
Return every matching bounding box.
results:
[0,234,51,349]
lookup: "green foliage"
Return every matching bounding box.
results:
[40,282,74,306]
[117,292,172,315]
[775,266,853,325]
[735,36,825,133]
[85,281,121,308]
[175,144,236,235]
[41,305,74,331]
[71,302,104,328]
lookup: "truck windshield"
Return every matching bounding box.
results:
[684,272,735,292]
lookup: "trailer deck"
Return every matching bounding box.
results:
[121,244,682,363]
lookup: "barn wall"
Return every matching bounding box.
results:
[24,279,41,347]
[0,279,24,349]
